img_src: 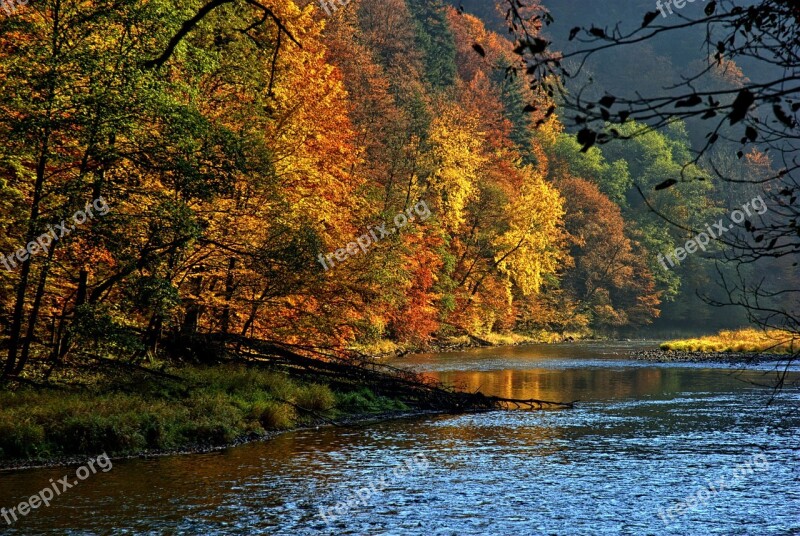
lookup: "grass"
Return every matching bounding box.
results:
[660,328,798,354]
[480,332,534,346]
[0,365,409,463]
[351,339,402,357]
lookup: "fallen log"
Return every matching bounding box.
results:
[227,335,575,413]
[487,396,575,409]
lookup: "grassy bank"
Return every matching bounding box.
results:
[660,328,797,354]
[0,365,408,465]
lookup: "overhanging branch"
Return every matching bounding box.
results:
[143,0,301,70]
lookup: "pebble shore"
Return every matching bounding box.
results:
[632,348,792,364]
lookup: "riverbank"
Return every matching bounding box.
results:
[1,331,534,471]
[639,328,798,364]
[659,328,796,354]
[357,331,584,359]
[632,348,792,364]
[0,364,420,470]
[0,408,446,472]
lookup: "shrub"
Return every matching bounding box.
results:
[0,415,45,459]
[335,388,408,413]
[257,401,297,430]
[295,384,336,412]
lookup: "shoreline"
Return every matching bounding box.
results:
[376,333,623,360]
[0,409,447,472]
[6,339,791,471]
[631,348,793,364]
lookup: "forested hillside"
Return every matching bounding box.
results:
[1,0,779,377]
[458,0,800,332]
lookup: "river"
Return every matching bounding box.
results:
[1,342,798,535]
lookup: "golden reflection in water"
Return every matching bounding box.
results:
[423,367,667,402]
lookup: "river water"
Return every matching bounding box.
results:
[1,342,798,535]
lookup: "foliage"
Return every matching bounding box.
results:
[0,0,766,380]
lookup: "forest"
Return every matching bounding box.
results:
[4,0,792,383]
[0,2,797,534]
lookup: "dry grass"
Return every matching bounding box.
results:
[660,328,798,354]
[352,339,401,356]
[481,332,534,346]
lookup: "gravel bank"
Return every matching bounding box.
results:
[632,348,792,364]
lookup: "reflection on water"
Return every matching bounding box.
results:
[403,341,796,403]
[431,366,681,402]
[0,342,798,535]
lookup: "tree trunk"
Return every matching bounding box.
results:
[3,0,63,378]
[16,247,56,374]
[221,257,236,336]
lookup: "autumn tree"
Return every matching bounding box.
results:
[556,177,661,330]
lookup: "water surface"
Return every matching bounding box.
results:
[1,342,798,535]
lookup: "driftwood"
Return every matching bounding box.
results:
[490,396,574,410]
